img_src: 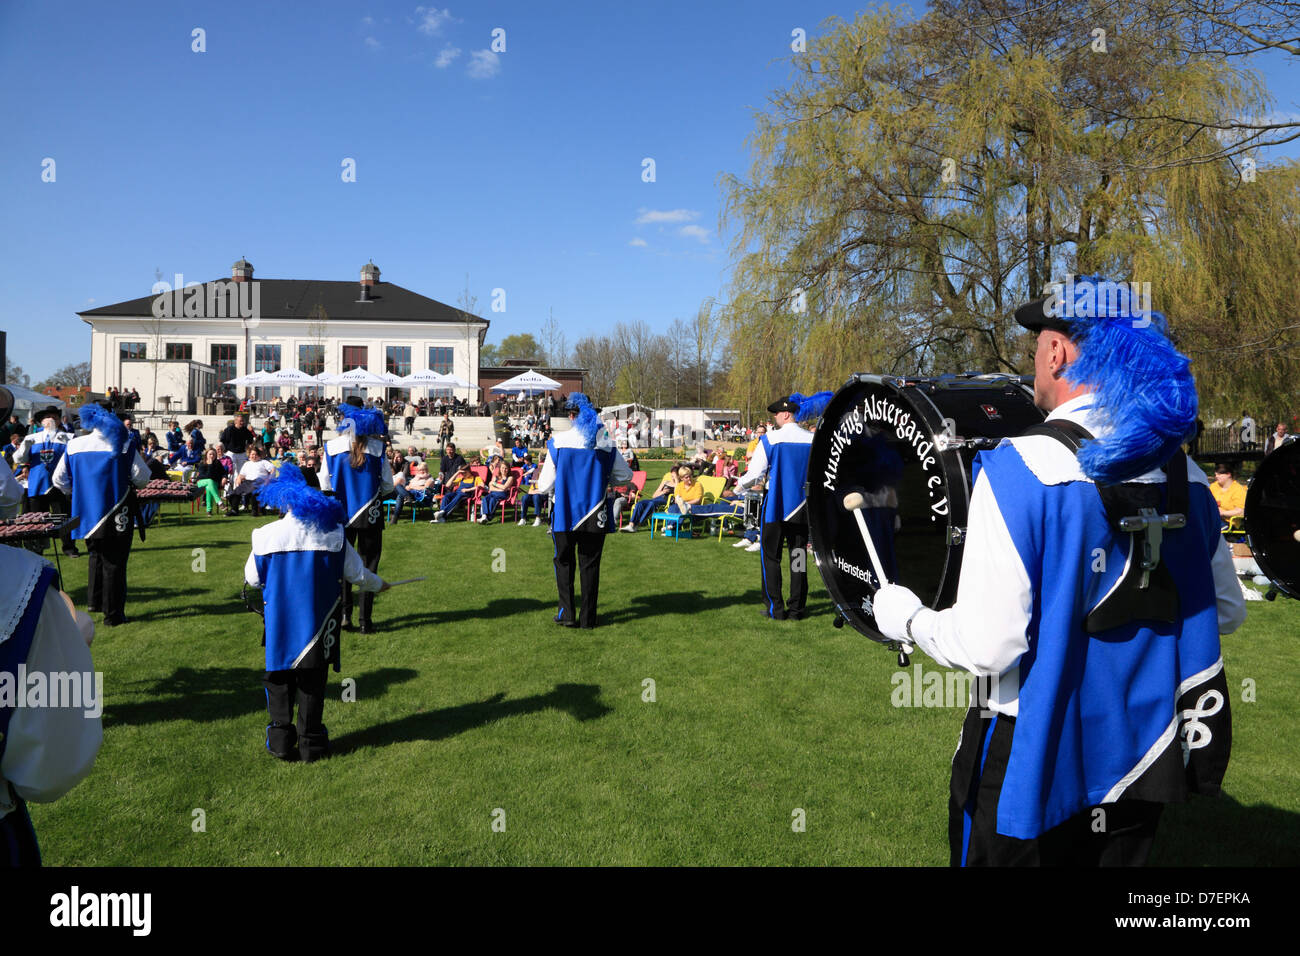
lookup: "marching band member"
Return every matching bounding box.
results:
[14,406,78,556]
[0,543,101,865]
[534,393,631,630]
[51,404,150,627]
[873,276,1246,866]
[319,398,393,634]
[244,464,388,762]
[735,392,831,620]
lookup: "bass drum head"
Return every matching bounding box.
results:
[1245,441,1300,598]
[807,377,967,642]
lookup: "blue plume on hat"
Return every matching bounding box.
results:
[793,391,834,424]
[1059,275,1197,484]
[566,392,601,448]
[256,463,345,533]
[76,402,127,453]
[339,405,386,438]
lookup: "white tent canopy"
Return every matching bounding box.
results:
[6,384,68,413]
[400,369,454,386]
[490,369,561,394]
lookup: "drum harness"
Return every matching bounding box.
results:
[1020,419,1189,633]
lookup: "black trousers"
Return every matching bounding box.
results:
[0,795,41,866]
[264,666,329,762]
[86,524,133,624]
[759,519,808,619]
[404,417,415,435]
[950,706,1163,866]
[552,530,606,628]
[344,526,382,627]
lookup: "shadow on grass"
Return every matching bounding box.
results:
[330,682,611,755]
[103,666,419,727]
[380,597,554,630]
[139,539,241,552]
[126,595,250,622]
[1151,792,1300,866]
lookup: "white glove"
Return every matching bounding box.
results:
[872,584,924,645]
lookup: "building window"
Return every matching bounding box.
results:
[386,346,411,378]
[254,344,281,373]
[253,386,280,401]
[120,342,146,361]
[429,346,454,374]
[165,343,193,361]
[211,344,237,388]
[342,345,367,370]
[299,344,324,376]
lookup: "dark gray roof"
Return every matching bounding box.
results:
[79,279,489,325]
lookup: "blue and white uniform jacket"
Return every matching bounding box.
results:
[737,422,814,523]
[50,433,151,540]
[14,427,72,498]
[0,546,102,823]
[319,436,394,531]
[906,394,1247,839]
[535,424,632,533]
[244,514,382,672]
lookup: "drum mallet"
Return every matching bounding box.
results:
[843,490,913,663]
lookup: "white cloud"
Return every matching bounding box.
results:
[435,45,461,68]
[364,36,382,51]
[415,6,453,36]
[679,225,710,243]
[467,49,500,79]
[629,238,648,247]
[635,208,699,225]
[361,15,373,25]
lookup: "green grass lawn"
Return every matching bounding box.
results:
[30,508,1300,865]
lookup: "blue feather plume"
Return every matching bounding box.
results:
[339,405,386,437]
[793,390,834,424]
[256,463,345,533]
[1061,275,1197,483]
[567,392,601,448]
[76,403,126,453]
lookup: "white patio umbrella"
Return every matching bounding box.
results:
[329,367,390,388]
[260,368,320,385]
[400,369,454,387]
[490,369,560,394]
[224,371,272,386]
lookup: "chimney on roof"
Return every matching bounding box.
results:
[232,257,254,282]
[359,260,380,302]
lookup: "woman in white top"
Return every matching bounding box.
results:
[227,445,276,515]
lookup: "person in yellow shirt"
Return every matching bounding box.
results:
[669,465,704,514]
[1210,462,1247,530]
[431,464,481,522]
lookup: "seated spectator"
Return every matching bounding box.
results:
[668,466,705,515]
[434,442,466,496]
[176,438,203,480]
[622,467,680,532]
[299,450,322,489]
[431,464,481,523]
[1210,462,1247,531]
[276,428,292,456]
[618,439,640,473]
[510,437,528,462]
[226,445,275,515]
[390,464,435,523]
[478,457,518,523]
[517,454,548,526]
[193,448,227,515]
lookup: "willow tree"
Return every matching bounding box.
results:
[720,0,1300,418]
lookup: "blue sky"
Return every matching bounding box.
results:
[2,0,1297,383]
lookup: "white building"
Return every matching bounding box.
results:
[80,258,489,411]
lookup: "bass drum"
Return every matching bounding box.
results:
[807,374,1043,642]
[1244,440,1300,598]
